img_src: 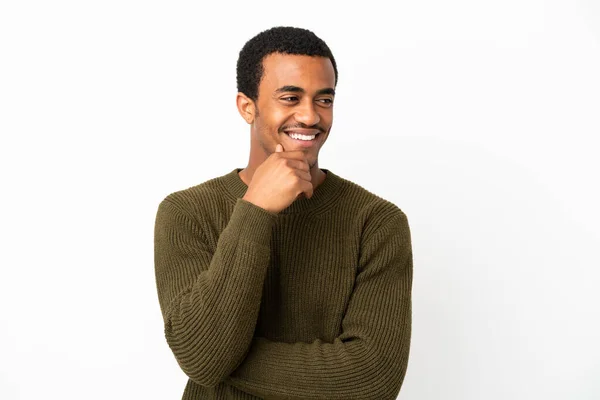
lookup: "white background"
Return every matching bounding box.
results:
[1,1,599,399]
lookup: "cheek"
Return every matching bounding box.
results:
[267,110,294,131]
[271,107,292,121]
[319,114,333,131]
[255,116,281,137]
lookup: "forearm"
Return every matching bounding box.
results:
[224,333,410,400]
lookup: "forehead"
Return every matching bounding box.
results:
[260,53,335,93]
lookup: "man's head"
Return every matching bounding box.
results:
[236,26,337,170]
[236,26,338,102]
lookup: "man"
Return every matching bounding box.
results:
[154,26,413,400]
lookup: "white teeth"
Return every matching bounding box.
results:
[288,132,316,141]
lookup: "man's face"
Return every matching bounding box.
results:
[252,53,336,168]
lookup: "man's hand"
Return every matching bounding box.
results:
[242,143,313,214]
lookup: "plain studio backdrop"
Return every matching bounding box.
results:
[1,1,599,399]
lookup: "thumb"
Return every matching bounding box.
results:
[275,143,283,152]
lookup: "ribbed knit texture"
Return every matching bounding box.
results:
[154,167,413,400]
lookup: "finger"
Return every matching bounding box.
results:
[279,150,309,163]
[303,181,314,199]
[276,143,283,152]
[290,159,310,172]
[296,169,312,181]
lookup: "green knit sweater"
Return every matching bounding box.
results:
[154,167,413,400]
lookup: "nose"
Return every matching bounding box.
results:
[294,99,320,127]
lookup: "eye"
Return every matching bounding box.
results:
[317,98,333,106]
[281,96,299,102]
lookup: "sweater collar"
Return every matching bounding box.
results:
[221,167,344,214]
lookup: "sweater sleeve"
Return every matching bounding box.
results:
[223,211,413,400]
[154,196,277,387]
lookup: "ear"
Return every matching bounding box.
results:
[236,92,256,124]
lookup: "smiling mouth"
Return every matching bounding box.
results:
[284,132,319,137]
[284,130,321,138]
[281,131,321,148]
[285,132,319,142]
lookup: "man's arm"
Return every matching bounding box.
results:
[224,210,413,400]
[154,196,277,387]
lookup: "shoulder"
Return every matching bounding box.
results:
[157,172,231,222]
[333,172,409,240]
[334,172,407,218]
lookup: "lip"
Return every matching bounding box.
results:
[283,130,321,147]
[284,129,320,136]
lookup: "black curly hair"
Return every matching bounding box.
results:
[236,26,338,102]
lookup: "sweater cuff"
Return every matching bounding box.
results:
[227,197,278,247]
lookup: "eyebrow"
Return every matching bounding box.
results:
[274,85,336,96]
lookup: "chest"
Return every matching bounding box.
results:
[255,215,361,343]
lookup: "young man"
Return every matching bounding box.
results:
[154,26,413,400]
